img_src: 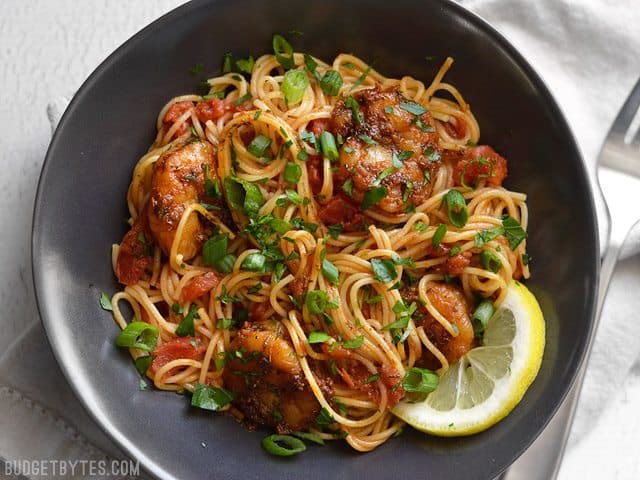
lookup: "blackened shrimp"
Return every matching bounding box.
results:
[404,282,475,369]
[331,88,441,214]
[222,322,330,433]
[147,141,217,261]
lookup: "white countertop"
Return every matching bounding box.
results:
[1,1,639,478]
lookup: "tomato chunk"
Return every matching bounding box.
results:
[195,98,228,122]
[445,252,472,276]
[308,118,330,136]
[307,154,324,195]
[115,220,152,286]
[180,272,222,302]
[151,337,206,376]
[442,117,467,139]
[318,196,364,232]
[380,364,404,406]
[163,101,193,135]
[453,145,508,188]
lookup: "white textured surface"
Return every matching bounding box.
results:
[0,0,184,354]
[1,1,639,479]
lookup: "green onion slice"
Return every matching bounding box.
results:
[480,250,502,273]
[247,134,272,158]
[402,367,439,393]
[443,189,468,228]
[215,254,236,274]
[134,355,154,375]
[291,431,325,445]
[282,69,309,105]
[320,70,343,96]
[221,53,233,73]
[319,131,339,161]
[262,434,306,457]
[99,292,112,311]
[116,322,159,351]
[241,253,267,272]
[432,224,447,249]
[472,300,495,336]
[236,56,254,75]
[284,162,302,183]
[272,34,294,69]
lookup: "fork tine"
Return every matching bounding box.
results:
[610,77,640,137]
[632,125,640,148]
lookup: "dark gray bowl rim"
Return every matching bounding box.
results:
[32,0,599,478]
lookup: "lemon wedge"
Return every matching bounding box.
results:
[392,280,545,436]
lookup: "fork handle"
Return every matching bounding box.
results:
[501,237,624,480]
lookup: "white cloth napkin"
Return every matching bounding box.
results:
[464,0,640,466]
[2,1,640,479]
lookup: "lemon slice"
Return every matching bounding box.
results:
[392,280,545,436]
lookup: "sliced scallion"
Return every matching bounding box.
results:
[241,253,266,272]
[215,254,236,274]
[320,70,343,96]
[134,355,154,375]
[247,135,272,158]
[262,434,306,457]
[472,300,495,336]
[402,367,439,393]
[443,189,468,228]
[272,34,294,69]
[480,250,502,273]
[282,69,309,105]
[284,163,302,183]
[116,322,159,351]
[319,131,339,161]
[432,224,447,249]
[99,292,112,311]
[291,431,325,445]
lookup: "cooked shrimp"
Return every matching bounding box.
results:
[147,140,216,260]
[331,88,441,213]
[222,322,330,433]
[404,282,475,369]
[453,145,508,188]
[425,282,475,363]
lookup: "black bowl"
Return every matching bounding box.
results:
[32,0,599,479]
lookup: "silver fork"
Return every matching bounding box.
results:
[503,77,640,480]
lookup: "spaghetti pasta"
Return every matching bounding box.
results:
[109,37,530,453]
